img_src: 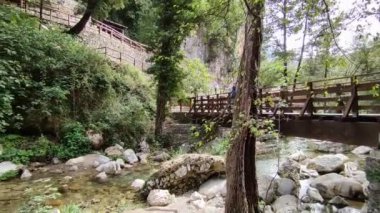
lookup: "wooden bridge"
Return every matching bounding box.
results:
[172,73,380,147]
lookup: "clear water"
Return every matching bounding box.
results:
[0,137,366,212]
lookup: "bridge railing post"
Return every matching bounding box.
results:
[351,76,359,117]
[336,83,344,113]
[300,82,313,117]
[200,96,204,113]
[216,94,220,112]
[207,95,210,113]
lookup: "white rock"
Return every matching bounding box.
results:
[137,153,149,164]
[307,154,349,173]
[105,145,124,157]
[52,157,61,165]
[264,205,274,213]
[190,191,205,201]
[131,179,145,191]
[95,172,108,183]
[147,189,174,206]
[96,161,121,175]
[69,165,78,171]
[206,195,224,208]
[198,178,226,199]
[351,146,373,155]
[310,173,364,199]
[289,151,307,162]
[65,154,110,167]
[123,149,139,164]
[276,178,296,196]
[338,207,361,213]
[307,187,324,203]
[300,165,319,179]
[0,161,19,178]
[272,195,298,213]
[20,169,32,180]
[192,199,206,209]
[258,175,277,204]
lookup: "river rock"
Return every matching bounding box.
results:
[147,189,174,206]
[206,195,224,208]
[65,154,110,167]
[300,165,319,179]
[307,154,349,173]
[351,146,373,155]
[338,207,361,213]
[192,199,206,209]
[69,165,78,171]
[95,172,108,183]
[152,151,170,162]
[310,173,364,199]
[142,154,225,195]
[52,157,61,165]
[190,191,205,201]
[131,179,145,191]
[289,151,307,162]
[105,144,124,157]
[342,162,368,184]
[278,159,300,183]
[258,175,277,204]
[276,178,296,196]
[199,178,226,199]
[329,196,349,208]
[139,138,150,153]
[272,195,298,213]
[310,141,354,153]
[96,161,121,175]
[136,153,149,164]
[20,169,32,180]
[86,130,104,149]
[0,161,19,179]
[264,205,274,213]
[123,149,139,164]
[307,187,324,203]
[116,158,125,168]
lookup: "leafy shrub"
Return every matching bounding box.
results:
[0,170,19,181]
[55,122,91,160]
[0,6,154,147]
[0,134,57,164]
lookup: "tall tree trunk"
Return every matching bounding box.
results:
[291,3,309,99]
[155,83,167,137]
[282,0,288,85]
[66,0,98,35]
[225,0,264,212]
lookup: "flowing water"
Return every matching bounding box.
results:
[0,137,366,212]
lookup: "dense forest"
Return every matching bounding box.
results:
[0,0,380,212]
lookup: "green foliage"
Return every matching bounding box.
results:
[0,6,154,146]
[0,135,56,164]
[0,170,19,181]
[61,204,82,213]
[18,192,61,213]
[209,137,230,156]
[55,122,91,160]
[190,121,218,150]
[366,166,380,182]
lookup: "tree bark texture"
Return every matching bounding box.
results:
[225,1,264,212]
[154,83,167,137]
[66,0,98,35]
[282,0,288,84]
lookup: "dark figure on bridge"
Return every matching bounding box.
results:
[228,86,237,110]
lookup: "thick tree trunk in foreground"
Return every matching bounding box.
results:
[66,0,98,35]
[225,1,264,212]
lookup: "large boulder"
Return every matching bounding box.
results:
[198,178,226,199]
[86,130,104,149]
[310,173,364,200]
[272,195,298,213]
[310,141,354,153]
[0,161,20,180]
[258,175,277,204]
[147,189,174,206]
[289,151,307,162]
[278,159,300,183]
[151,151,171,162]
[123,149,139,164]
[142,154,225,195]
[300,165,319,179]
[307,154,349,173]
[276,178,297,196]
[65,154,110,167]
[104,144,124,158]
[351,146,373,155]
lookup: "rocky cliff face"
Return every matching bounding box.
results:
[182,26,245,90]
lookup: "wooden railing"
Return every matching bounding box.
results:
[5,0,151,70]
[179,72,380,118]
[96,47,146,70]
